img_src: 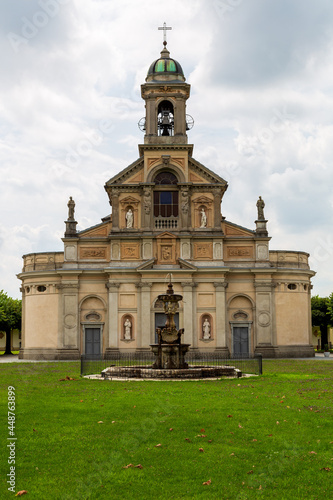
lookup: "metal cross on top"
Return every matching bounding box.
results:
[158,22,172,46]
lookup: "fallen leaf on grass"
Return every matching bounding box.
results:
[252,439,257,442]
[98,421,103,424]
[200,428,205,433]
[112,421,116,424]
[122,464,134,469]
[169,428,173,431]
[309,451,317,455]
[59,376,75,381]
[247,470,254,474]
[268,434,273,437]
[276,421,280,425]
[208,440,212,443]
[33,429,37,432]
[199,448,204,452]
[134,464,143,469]
[227,415,233,418]
[230,453,235,456]
[238,424,243,428]
[202,479,211,486]
[321,467,331,471]
[80,400,83,403]
[185,438,191,442]
[155,444,162,447]
[15,492,28,497]
[259,485,262,490]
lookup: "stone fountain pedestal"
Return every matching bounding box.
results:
[150,343,190,369]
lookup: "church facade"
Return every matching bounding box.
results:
[18,42,315,359]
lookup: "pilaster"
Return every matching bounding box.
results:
[56,282,80,354]
[214,282,229,353]
[137,282,152,348]
[106,281,120,349]
[181,282,196,345]
[254,280,276,355]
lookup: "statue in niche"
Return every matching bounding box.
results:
[124,318,132,340]
[126,208,134,228]
[203,318,211,340]
[144,189,151,214]
[200,208,207,228]
[67,196,75,220]
[256,196,265,220]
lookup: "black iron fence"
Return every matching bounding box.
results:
[81,351,262,378]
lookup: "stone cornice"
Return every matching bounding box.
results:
[139,144,193,156]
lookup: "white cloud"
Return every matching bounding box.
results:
[1,0,333,298]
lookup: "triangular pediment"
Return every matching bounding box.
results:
[105,157,144,186]
[192,195,213,204]
[224,221,254,237]
[136,258,156,270]
[189,157,228,187]
[178,258,198,270]
[157,232,177,240]
[120,196,140,205]
[78,222,109,238]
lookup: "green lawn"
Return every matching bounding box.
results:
[0,360,332,499]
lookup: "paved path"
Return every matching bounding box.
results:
[0,354,332,363]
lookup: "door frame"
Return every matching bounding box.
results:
[230,322,252,356]
[82,323,104,355]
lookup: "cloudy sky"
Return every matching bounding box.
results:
[1,0,333,299]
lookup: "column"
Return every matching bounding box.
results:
[181,282,196,345]
[214,282,229,353]
[106,281,120,351]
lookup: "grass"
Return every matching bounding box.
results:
[0,360,333,499]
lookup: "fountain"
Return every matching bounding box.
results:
[150,280,190,369]
[101,277,241,379]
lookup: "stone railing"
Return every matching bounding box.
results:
[22,252,64,272]
[154,217,178,230]
[269,251,310,269]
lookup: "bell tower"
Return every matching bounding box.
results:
[140,25,192,145]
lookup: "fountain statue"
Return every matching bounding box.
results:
[151,280,190,369]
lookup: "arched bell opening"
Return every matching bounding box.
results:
[157,100,174,136]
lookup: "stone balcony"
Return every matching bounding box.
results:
[269,251,310,269]
[22,252,64,272]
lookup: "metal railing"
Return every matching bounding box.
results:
[81,351,262,378]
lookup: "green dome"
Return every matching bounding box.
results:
[146,47,185,82]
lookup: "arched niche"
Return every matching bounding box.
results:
[121,314,135,342]
[200,313,214,341]
[80,295,106,323]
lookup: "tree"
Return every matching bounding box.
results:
[0,291,22,355]
[311,295,329,348]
